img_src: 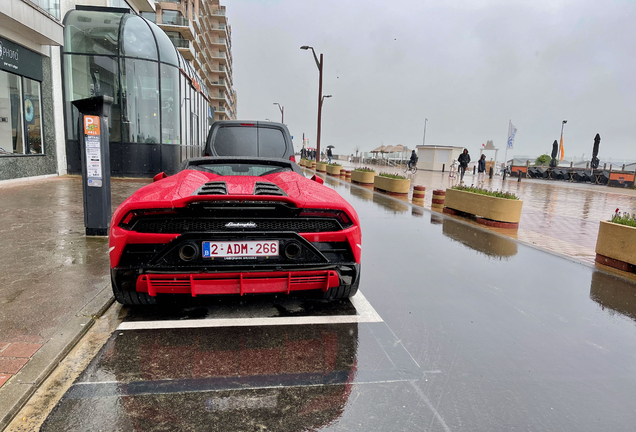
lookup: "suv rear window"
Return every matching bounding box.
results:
[258,128,286,158]
[211,126,287,157]
[214,127,258,156]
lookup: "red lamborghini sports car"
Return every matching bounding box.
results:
[109,157,361,305]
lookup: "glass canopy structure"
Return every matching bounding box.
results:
[62,7,212,176]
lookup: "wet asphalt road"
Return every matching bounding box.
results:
[40,174,636,431]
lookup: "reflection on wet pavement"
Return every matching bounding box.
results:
[441,218,518,259]
[590,271,636,322]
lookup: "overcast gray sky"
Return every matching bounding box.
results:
[229,0,636,162]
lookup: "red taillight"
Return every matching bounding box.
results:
[240,123,255,126]
[289,155,296,162]
[299,209,353,228]
[119,209,178,229]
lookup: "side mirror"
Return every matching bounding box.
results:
[311,175,324,184]
[153,172,167,182]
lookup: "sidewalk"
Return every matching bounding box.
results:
[337,162,636,267]
[0,175,150,429]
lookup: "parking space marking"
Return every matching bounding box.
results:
[116,292,383,331]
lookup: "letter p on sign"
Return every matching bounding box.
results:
[84,116,100,136]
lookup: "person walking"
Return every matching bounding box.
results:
[327,147,333,164]
[477,154,486,185]
[458,149,470,182]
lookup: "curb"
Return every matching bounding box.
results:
[0,285,114,431]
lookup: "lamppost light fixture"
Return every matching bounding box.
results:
[300,46,310,50]
[562,120,568,124]
[324,95,332,98]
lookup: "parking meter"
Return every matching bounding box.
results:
[72,96,113,236]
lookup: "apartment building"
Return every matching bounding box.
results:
[147,0,237,121]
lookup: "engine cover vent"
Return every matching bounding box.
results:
[253,182,287,196]
[196,181,228,195]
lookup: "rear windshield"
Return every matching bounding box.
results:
[194,163,291,176]
[212,126,286,157]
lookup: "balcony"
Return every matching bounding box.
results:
[158,12,195,40]
[170,38,195,60]
[3,0,64,45]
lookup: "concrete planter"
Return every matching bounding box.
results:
[374,175,411,195]
[316,162,327,172]
[300,159,308,167]
[595,221,636,269]
[351,170,376,184]
[326,165,343,175]
[444,188,523,224]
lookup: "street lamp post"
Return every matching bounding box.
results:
[301,45,324,162]
[423,118,428,146]
[559,120,567,161]
[273,103,284,123]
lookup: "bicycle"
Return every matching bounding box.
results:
[404,161,418,174]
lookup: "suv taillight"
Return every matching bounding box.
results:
[289,155,296,162]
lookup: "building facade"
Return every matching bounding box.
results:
[0,0,64,181]
[142,0,237,122]
[0,0,236,181]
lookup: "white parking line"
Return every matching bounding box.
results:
[116,292,383,331]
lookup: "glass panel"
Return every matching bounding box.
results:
[213,126,257,156]
[23,78,43,154]
[140,12,156,23]
[121,15,158,60]
[161,64,180,144]
[162,10,188,26]
[121,58,159,143]
[146,20,179,66]
[63,54,120,141]
[0,71,24,155]
[64,11,123,55]
[258,128,287,158]
[30,0,61,20]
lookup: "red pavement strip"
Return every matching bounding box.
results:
[0,375,11,387]
[0,343,43,386]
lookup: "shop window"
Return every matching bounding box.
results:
[0,72,24,155]
[121,59,159,143]
[23,78,43,154]
[161,64,180,144]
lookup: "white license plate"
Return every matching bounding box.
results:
[202,240,279,258]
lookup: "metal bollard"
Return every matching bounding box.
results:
[518,170,522,182]
[473,166,476,175]
[442,163,445,173]
[503,170,507,181]
[489,166,494,179]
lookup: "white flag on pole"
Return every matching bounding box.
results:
[507,120,518,149]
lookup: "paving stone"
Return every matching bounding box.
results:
[0,374,11,388]
[0,358,28,374]
[1,343,42,359]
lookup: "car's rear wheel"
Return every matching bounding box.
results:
[322,278,359,300]
[112,278,157,306]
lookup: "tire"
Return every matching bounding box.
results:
[112,278,157,306]
[321,274,360,300]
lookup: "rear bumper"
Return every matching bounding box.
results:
[112,263,359,298]
[136,270,340,297]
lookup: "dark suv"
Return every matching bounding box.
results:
[204,121,296,161]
